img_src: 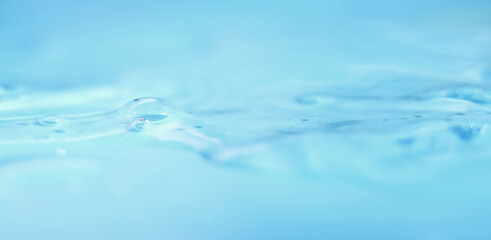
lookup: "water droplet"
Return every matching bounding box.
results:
[119,97,176,123]
[194,125,203,128]
[36,115,64,126]
[54,129,66,133]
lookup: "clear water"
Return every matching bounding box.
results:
[1,0,491,239]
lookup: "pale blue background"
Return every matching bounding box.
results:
[1,1,491,239]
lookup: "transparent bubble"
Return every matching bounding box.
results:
[118,97,176,123]
[36,115,64,126]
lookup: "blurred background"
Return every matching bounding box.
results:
[1,0,491,239]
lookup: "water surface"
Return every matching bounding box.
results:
[1,0,491,239]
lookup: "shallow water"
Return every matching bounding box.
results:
[1,0,491,239]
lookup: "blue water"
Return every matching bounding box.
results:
[1,0,491,239]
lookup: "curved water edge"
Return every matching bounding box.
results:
[1,89,490,178]
[0,97,184,143]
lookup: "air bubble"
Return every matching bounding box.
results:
[119,97,176,123]
[36,115,64,126]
